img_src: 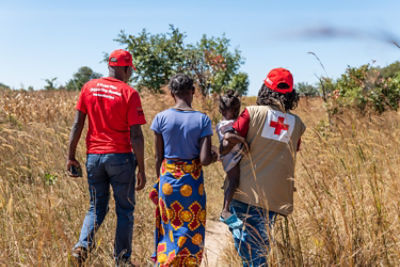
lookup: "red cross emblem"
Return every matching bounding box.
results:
[270,116,289,135]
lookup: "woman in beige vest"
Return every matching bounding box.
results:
[222,68,306,266]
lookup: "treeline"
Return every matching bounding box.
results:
[7,25,249,96]
[114,25,248,95]
[0,83,10,90]
[297,61,400,113]
[2,25,399,112]
[41,67,103,91]
[0,67,102,92]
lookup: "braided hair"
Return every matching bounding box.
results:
[219,89,241,118]
[168,73,194,97]
[256,83,299,111]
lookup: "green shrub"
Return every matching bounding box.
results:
[335,64,400,113]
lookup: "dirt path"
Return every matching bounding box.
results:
[201,219,232,266]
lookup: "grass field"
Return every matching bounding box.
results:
[0,89,400,266]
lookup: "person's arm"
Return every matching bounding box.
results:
[66,111,86,176]
[130,125,146,190]
[220,108,250,155]
[199,136,217,166]
[220,131,248,156]
[154,132,164,178]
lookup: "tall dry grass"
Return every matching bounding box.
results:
[268,99,400,266]
[0,89,399,266]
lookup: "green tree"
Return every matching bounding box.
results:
[296,82,319,97]
[336,64,400,113]
[384,73,400,110]
[183,45,210,94]
[115,25,248,95]
[0,83,10,90]
[227,72,249,95]
[317,77,336,102]
[379,61,400,79]
[186,34,245,95]
[115,25,186,93]
[66,66,102,91]
[44,78,58,90]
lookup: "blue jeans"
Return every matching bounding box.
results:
[229,199,277,267]
[74,153,136,261]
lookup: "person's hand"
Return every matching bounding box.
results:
[136,170,146,191]
[242,142,250,155]
[66,159,82,177]
[211,145,219,163]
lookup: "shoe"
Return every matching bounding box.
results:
[71,246,88,265]
[232,228,244,241]
[219,213,243,229]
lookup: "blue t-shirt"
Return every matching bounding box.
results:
[151,108,213,160]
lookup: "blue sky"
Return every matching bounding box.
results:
[1,0,399,95]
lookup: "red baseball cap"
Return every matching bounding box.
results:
[264,68,293,94]
[108,49,136,69]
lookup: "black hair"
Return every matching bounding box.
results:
[219,89,241,118]
[256,83,299,111]
[168,73,194,97]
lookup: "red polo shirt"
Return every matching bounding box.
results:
[76,77,146,154]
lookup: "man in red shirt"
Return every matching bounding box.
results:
[66,49,146,266]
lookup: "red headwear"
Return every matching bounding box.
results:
[108,49,136,70]
[264,68,293,94]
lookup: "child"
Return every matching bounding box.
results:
[216,90,246,228]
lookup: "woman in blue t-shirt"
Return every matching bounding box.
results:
[149,74,217,266]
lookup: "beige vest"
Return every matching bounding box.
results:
[233,105,306,215]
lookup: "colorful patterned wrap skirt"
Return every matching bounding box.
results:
[149,159,206,266]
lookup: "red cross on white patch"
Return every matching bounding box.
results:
[261,110,295,143]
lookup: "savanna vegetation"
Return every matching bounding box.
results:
[1,27,400,266]
[0,84,399,265]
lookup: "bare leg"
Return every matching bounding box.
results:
[221,164,240,219]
